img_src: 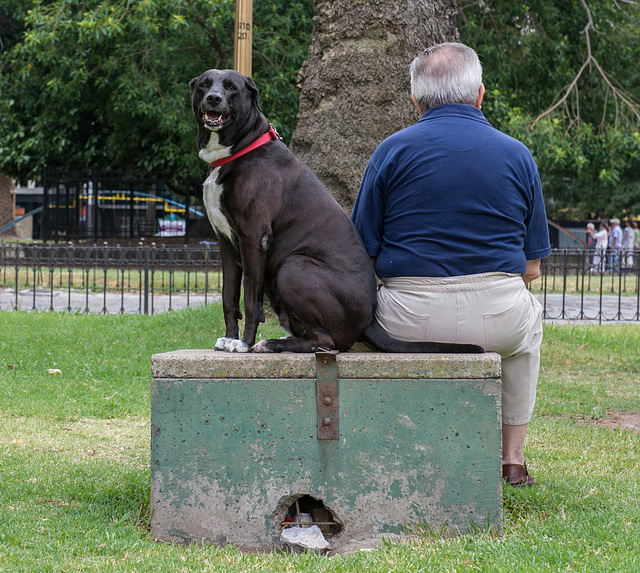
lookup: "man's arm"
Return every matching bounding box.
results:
[522,259,541,284]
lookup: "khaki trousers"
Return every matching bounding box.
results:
[376,273,543,425]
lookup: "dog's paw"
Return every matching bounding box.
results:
[214,337,232,351]
[252,339,274,353]
[214,337,250,353]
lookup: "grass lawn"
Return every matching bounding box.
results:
[1,307,639,571]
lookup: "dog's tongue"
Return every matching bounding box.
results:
[204,112,221,122]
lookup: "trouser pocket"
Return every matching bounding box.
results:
[375,286,431,342]
[483,288,539,356]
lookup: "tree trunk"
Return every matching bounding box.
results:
[291,0,459,212]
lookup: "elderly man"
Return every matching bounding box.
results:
[351,42,551,487]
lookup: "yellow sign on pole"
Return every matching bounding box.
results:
[234,0,253,77]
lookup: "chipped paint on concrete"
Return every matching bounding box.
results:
[150,351,502,551]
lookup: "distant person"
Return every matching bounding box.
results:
[633,221,639,250]
[622,220,635,271]
[585,223,596,249]
[607,218,622,272]
[588,222,608,273]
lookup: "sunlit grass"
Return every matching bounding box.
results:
[1,309,639,571]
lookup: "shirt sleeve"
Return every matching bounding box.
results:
[351,160,385,258]
[523,166,552,261]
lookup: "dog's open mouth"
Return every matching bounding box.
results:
[203,112,231,129]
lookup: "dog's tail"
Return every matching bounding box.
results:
[361,320,484,354]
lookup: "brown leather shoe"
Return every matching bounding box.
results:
[502,463,536,487]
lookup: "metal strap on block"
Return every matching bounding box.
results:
[316,350,339,440]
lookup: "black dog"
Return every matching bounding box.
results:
[189,69,482,354]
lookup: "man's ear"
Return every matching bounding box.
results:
[411,94,424,115]
[475,83,485,109]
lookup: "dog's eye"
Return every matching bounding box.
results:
[200,80,211,90]
[223,81,237,92]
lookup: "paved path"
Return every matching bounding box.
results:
[1,288,639,323]
[534,293,640,324]
[0,288,221,314]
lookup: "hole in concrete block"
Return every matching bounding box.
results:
[275,494,343,538]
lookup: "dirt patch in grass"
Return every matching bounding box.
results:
[583,410,640,433]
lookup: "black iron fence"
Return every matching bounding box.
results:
[1,244,639,321]
[534,248,640,322]
[0,242,221,315]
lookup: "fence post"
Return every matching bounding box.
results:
[184,178,191,245]
[144,245,150,315]
[42,166,48,242]
[92,165,99,244]
[129,181,135,240]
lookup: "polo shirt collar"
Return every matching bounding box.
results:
[419,103,488,124]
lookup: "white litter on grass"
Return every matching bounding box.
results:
[280,525,330,552]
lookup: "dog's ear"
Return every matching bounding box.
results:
[243,75,263,114]
[190,76,208,149]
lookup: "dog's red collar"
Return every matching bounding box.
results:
[210,125,280,168]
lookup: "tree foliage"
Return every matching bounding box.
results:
[1,0,639,219]
[458,0,640,218]
[0,0,312,183]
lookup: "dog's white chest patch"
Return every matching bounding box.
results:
[199,131,234,241]
[203,169,234,241]
[199,130,232,164]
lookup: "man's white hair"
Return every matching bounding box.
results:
[410,43,483,111]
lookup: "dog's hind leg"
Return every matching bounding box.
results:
[252,327,335,353]
[253,291,336,353]
[253,257,359,353]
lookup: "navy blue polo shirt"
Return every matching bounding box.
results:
[351,104,551,278]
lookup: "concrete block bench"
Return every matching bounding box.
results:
[150,350,502,552]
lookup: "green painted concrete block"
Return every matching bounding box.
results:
[150,351,502,551]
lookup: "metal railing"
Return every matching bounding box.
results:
[534,249,640,322]
[0,242,222,314]
[1,244,639,321]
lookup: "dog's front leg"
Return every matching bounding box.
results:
[238,234,269,350]
[214,246,246,352]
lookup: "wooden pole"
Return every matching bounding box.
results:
[234,0,253,77]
